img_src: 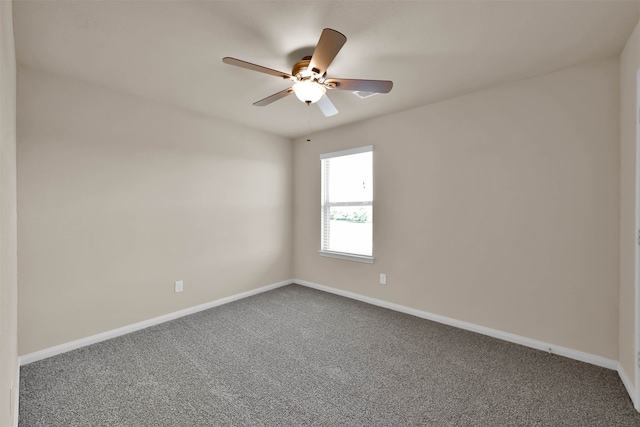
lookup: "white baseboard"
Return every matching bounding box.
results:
[618,363,637,409]
[13,366,19,427]
[18,277,634,412]
[293,279,618,371]
[19,280,291,366]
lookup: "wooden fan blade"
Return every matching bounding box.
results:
[308,28,347,76]
[316,94,339,117]
[223,57,292,79]
[253,88,293,106]
[325,78,393,93]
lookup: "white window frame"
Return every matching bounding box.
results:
[319,145,374,263]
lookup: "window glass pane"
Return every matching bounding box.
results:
[325,206,372,256]
[326,152,372,203]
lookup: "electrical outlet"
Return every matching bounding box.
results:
[380,273,387,285]
[174,280,183,293]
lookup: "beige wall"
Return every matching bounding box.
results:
[620,17,640,390]
[294,58,620,360]
[17,66,293,355]
[0,0,18,425]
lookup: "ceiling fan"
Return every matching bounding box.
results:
[222,28,393,117]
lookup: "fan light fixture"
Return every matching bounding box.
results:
[292,80,326,104]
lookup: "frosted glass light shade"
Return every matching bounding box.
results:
[292,81,326,104]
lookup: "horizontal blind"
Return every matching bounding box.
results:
[320,145,373,160]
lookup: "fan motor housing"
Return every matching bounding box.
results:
[292,56,322,78]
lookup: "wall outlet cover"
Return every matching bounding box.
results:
[174,280,184,293]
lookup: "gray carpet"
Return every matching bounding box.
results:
[19,284,640,426]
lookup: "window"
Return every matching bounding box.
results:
[320,145,373,263]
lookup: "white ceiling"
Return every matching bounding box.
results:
[12,0,640,139]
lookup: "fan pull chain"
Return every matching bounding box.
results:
[306,103,312,143]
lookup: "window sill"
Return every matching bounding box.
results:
[318,250,374,264]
